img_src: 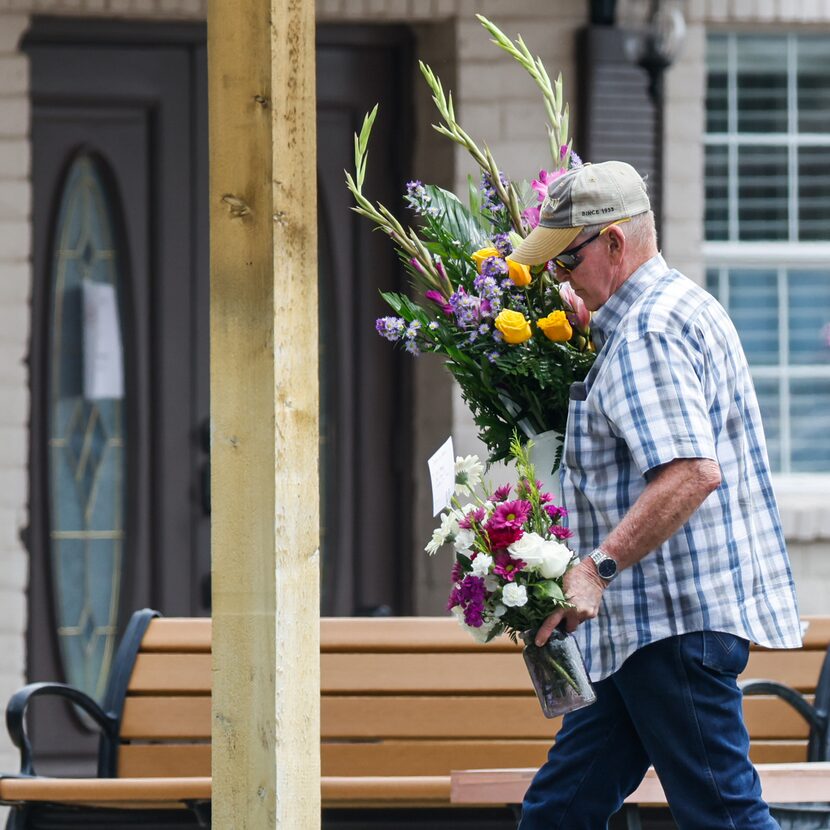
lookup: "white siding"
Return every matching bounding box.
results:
[0,10,28,782]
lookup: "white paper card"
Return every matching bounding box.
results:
[428,436,455,516]
[82,280,125,400]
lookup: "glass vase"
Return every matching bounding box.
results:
[521,627,596,718]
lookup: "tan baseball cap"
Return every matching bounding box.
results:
[509,161,651,266]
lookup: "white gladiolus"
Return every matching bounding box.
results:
[470,553,493,577]
[502,582,528,608]
[509,533,572,579]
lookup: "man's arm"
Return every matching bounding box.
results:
[534,457,722,646]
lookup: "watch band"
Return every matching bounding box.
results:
[589,547,618,581]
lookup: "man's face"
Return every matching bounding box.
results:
[554,229,621,312]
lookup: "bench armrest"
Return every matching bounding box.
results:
[6,682,118,776]
[739,678,827,734]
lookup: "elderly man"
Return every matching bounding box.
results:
[507,160,802,829]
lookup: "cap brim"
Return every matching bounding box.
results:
[509,226,583,266]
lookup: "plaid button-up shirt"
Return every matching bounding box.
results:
[563,254,802,681]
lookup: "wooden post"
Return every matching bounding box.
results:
[208,0,319,827]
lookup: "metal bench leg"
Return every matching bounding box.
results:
[619,804,643,830]
[187,800,211,827]
[4,807,27,830]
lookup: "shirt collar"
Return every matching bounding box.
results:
[590,254,670,348]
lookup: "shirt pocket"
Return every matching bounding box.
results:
[563,393,622,476]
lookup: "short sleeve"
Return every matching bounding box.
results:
[598,332,718,476]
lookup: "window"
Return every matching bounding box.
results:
[705,34,830,473]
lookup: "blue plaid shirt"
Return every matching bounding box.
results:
[563,254,802,681]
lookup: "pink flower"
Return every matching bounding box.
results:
[531,169,565,202]
[424,290,454,317]
[551,525,573,541]
[560,281,591,330]
[493,550,526,582]
[545,504,568,522]
[459,507,486,530]
[491,483,512,503]
[522,205,541,229]
[488,500,532,530]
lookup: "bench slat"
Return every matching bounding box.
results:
[320,739,807,776]
[121,697,212,739]
[321,694,813,740]
[139,616,830,653]
[126,651,824,696]
[319,651,824,694]
[0,775,451,809]
[141,619,211,653]
[129,655,211,693]
[0,777,211,804]
[118,744,210,778]
[451,763,830,807]
[117,693,813,744]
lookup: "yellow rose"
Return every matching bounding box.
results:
[506,258,532,287]
[471,247,501,272]
[495,309,532,345]
[537,310,573,342]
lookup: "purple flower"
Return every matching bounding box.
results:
[404,340,421,356]
[493,233,513,257]
[375,316,406,342]
[451,559,465,583]
[449,287,488,328]
[481,256,508,279]
[480,171,510,216]
[551,525,573,541]
[405,180,436,216]
[457,575,488,627]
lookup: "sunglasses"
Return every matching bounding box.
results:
[553,218,631,273]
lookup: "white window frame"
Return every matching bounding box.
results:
[705,32,830,522]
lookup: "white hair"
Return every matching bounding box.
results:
[579,210,657,251]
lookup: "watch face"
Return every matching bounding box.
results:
[597,558,617,579]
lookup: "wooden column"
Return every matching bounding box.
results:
[208,1,319,827]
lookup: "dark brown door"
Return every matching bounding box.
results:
[316,26,414,617]
[24,18,210,774]
[23,18,413,775]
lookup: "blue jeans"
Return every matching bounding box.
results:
[519,631,779,830]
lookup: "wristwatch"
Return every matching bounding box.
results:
[588,548,618,582]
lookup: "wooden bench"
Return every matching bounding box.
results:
[1,612,829,828]
[450,618,830,826]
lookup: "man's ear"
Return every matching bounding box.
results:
[606,225,626,259]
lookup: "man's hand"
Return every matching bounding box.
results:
[534,559,607,646]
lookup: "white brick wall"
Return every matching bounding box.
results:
[0,9,28,786]
[0,0,205,17]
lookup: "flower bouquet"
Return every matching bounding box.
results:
[429,435,595,718]
[345,15,595,464]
